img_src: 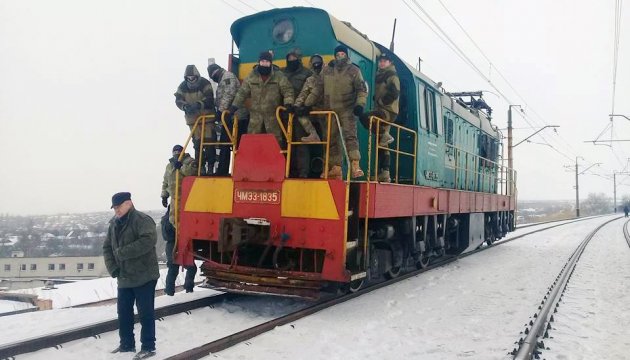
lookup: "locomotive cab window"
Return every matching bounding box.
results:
[272,19,294,44]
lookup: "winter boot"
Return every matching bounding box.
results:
[301,131,321,143]
[325,165,343,180]
[351,160,364,178]
[133,350,156,359]
[379,132,394,146]
[378,169,391,183]
[111,346,136,353]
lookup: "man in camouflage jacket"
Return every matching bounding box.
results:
[372,53,400,182]
[230,51,295,147]
[174,65,215,175]
[160,145,197,225]
[322,45,368,179]
[282,49,317,177]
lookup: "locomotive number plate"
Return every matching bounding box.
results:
[234,189,280,204]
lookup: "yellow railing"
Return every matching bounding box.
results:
[367,115,418,184]
[173,111,238,252]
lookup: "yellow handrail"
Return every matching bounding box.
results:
[173,111,239,256]
[369,115,417,184]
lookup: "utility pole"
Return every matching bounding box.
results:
[575,157,580,217]
[614,171,617,212]
[507,105,522,195]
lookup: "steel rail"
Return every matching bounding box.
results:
[511,216,623,359]
[0,293,233,359]
[164,215,614,360]
[516,214,608,230]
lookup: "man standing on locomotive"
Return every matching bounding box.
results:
[281,49,318,178]
[208,63,243,175]
[103,192,159,359]
[295,54,324,140]
[371,52,400,182]
[174,65,216,175]
[229,51,295,148]
[322,45,368,179]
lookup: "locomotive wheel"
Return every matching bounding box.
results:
[385,266,401,279]
[415,255,430,269]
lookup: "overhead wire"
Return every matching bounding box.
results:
[435,0,581,160]
[221,0,247,15]
[404,0,579,163]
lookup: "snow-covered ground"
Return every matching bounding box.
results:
[2,215,626,360]
[8,262,205,309]
[544,219,630,360]
[0,299,35,314]
[213,215,624,360]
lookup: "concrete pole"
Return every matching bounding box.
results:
[575,157,580,217]
[507,107,513,195]
[614,172,617,213]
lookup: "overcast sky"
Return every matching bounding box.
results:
[1,0,629,215]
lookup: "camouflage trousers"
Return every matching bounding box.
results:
[376,108,397,171]
[247,112,284,147]
[328,109,360,167]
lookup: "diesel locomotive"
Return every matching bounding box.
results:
[173,7,517,298]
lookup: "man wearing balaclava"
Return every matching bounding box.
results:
[281,49,314,178]
[230,51,295,147]
[322,45,368,179]
[295,53,325,140]
[174,65,216,175]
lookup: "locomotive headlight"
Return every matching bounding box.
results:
[273,19,294,44]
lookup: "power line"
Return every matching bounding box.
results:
[221,0,247,15]
[236,0,258,12]
[404,0,579,163]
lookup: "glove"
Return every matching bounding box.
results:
[182,104,190,112]
[285,104,296,115]
[353,105,364,116]
[188,102,202,112]
[161,196,168,208]
[173,161,183,170]
[111,269,120,278]
[381,94,395,106]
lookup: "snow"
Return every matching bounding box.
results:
[2,215,628,360]
[10,262,205,308]
[0,300,35,313]
[544,219,630,360]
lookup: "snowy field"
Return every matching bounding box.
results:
[1,215,626,360]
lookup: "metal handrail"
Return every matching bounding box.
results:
[173,112,239,255]
[284,110,338,179]
[368,115,418,184]
[446,143,516,196]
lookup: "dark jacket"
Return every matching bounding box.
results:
[103,207,160,288]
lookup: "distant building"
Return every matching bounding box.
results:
[0,256,107,279]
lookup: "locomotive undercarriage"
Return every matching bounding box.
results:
[190,209,514,298]
[342,210,515,292]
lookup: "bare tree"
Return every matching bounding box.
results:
[581,192,613,215]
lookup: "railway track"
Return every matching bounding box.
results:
[0,293,234,359]
[509,216,624,360]
[0,215,613,360]
[163,215,619,360]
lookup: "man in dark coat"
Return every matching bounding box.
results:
[103,192,160,359]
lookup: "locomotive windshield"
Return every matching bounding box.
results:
[272,19,294,44]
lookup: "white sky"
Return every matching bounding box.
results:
[1,0,629,215]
